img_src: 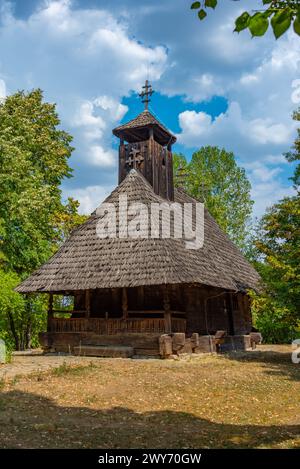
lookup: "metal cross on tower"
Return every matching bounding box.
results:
[139,80,154,110]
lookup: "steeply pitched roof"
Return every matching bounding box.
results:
[16,170,260,294]
[113,110,177,145]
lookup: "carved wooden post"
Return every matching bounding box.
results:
[122,287,128,320]
[47,293,53,332]
[163,285,172,334]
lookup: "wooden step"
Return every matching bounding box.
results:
[73,345,134,358]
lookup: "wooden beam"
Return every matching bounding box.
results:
[163,286,172,334]
[122,287,128,319]
[227,293,235,336]
[85,290,91,319]
[52,310,86,314]
[47,293,54,332]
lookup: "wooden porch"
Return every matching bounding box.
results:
[48,316,186,335]
[47,287,187,336]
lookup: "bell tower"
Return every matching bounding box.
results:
[112,81,177,201]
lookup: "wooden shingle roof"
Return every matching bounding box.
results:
[16,170,260,294]
[113,110,176,145]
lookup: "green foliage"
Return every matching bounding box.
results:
[250,289,299,343]
[284,108,300,190]
[250,111,300,344]
[0,270,47,350]
[251,193,300,342]
[0,89,75,275]
[173,147,253,249]
[0,89,85,350]
[190,0,300,38]
[0,271,25,350]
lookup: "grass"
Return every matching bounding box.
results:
[0,345,299,449]
[51,360,96,377]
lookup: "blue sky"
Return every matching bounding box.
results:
[0,0,298,217]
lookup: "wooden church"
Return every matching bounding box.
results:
[16,81,261,357]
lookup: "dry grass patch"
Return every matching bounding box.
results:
[0,346,299,449]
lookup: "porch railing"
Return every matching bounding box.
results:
[48,317,186,335]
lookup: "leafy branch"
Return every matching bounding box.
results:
[190,0,300,38]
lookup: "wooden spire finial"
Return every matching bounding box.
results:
[139,80,154,110]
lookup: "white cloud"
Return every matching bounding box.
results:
[72,95,127,168]
[73,101,106,139]
[88,145,116,168]
[240,160,295,217]
[0,0,168,202]
[64,184,113,215]
[240,74,259,85]
[94,96,128,122]
[265,154,288,165]
[0,0,297,219]
[177,102,293,151]
[248,119,291,145]
[0,78,6,99]
[250,181,295,218]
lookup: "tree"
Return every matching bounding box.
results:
[0,89,75,275]
[0,89,84,349]
[249,110,300,343]
[250,195,300,342]
[0,271,25,350]
[173,147,253,249]
[190,0,300,39]
[284,108,300,190]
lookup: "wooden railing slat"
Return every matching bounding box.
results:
[49,317,186,334]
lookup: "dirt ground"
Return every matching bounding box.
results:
[0,345,299,449]
[0,351,103,379]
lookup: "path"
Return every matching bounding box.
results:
[0,352,104,380]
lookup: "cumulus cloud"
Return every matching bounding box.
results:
[168,16,300,217]
[0,0,298,217]
[64,184,113,215]
[0,78,6,99]
[177,102,293,150]
[87,145,116,168]
[0,0,168,213]
[176,103,296,217]
[72,96,126,170]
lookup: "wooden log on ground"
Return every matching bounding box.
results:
[159,334,173,358]
[178,338,193,354]
[190,333,200,351]
[171,332,186,352]
[250,332,262,349]
[194,335,216,353]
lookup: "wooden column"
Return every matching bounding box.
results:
[85,290,91,318]
[226,293,235,336]
[122,287,128,319]
[163,285,172,334]
[119,139,126,184]
[47,293,53,332]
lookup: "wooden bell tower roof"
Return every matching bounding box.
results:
[113,109,176,146]
[113,80,176,146]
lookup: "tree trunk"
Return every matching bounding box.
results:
[7,311,20,351]
[24,295,33,350]
[25,317,32,350]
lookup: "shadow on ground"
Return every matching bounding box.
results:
[0,390,299,449]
